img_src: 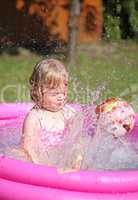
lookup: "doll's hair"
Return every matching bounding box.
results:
[29,58,68,107]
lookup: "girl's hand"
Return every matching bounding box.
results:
[57,167,79,174]
[57,155,83,174]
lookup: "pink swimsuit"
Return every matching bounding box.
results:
[27,105,77,166]
[39,124,69,148]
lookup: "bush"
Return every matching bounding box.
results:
[104,14,121,40]
[103,0,138,40]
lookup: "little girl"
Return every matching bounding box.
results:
[22,58,82,170]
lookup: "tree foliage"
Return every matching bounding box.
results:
[103,0,138,40]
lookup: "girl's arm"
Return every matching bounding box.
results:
[22,111,40,163]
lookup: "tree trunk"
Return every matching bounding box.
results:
[67,0,80,65]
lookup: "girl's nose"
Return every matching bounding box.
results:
[57,93,64,100]
[57,92,66,101]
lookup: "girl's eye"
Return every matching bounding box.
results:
[51,93,57,96]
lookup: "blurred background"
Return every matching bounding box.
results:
[0,0,138,110]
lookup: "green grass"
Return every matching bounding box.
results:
[0,41,138,111]
[0,49,41,102]
[68,41,138,111]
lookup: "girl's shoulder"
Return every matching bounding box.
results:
[23,108,41,136]
[24,108,40,126]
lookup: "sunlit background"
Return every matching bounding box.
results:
[0,0,138,110]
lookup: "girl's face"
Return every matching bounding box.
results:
[42,82,68,112]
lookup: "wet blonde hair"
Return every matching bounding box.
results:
[29,58,68,107]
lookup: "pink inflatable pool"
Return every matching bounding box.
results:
[0,103,138,200]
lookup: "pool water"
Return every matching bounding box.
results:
[1,105,138,171]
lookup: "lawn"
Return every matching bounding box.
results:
[0,41,138,111]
